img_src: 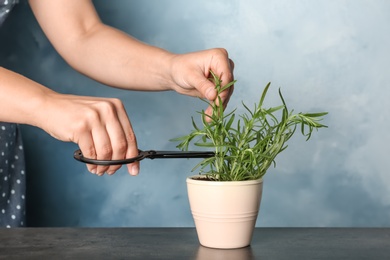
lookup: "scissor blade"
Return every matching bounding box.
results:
[148,151,215,159]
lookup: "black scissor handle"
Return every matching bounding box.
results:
[73,149,154,166]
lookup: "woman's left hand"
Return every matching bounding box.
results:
[168,48,235,117]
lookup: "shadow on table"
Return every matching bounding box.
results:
[195,245,255,260]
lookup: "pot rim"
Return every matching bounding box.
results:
[186,175,263,186]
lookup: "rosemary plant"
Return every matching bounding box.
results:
[172,72,328,181]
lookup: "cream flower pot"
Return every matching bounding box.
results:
[186,176,263,249]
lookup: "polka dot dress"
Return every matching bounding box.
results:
[0,0,18,25]
[0,123,26,228]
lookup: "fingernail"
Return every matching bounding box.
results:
[90,168,96,174]
[130,165,139,176]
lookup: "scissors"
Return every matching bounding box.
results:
[73,149,215,166]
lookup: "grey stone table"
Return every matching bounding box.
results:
[1,228,389,259]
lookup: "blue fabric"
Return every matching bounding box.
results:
[0,0,18,26]
[0,123,26,227]
[1,0,25,228]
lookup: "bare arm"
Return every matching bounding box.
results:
[28,0,234,102]
[0,66,137,176]
[29,0,172,91]
[0,67,51,126]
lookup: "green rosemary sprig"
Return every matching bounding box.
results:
[172,72,328,181]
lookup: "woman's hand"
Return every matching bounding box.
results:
[39,93,139,176]
[169,48,235,117]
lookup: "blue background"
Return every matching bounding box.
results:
[1,0,389,227]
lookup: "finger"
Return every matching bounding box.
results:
[204,105,214,123]
[203,90,233,122]
[112,100,139,176]
[204,58,235,121]
[78,132,98,175]
[218,58,235,107]
[104,118,126,175]
[219,58,235,86]
[126,136,139,176]
[98,99,133,175]
[194,76,218,101]
[92,125,112,176]
[125,138,139,176]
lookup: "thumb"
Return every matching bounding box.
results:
[192,73,217,101]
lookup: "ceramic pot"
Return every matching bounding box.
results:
[186,176,263,249]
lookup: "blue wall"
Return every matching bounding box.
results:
[1,0,390,227]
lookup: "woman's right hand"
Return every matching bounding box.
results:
[38,93,139,176]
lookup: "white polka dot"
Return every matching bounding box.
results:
[11,215,16,220]
[11,164,15,169]
[15,155,19,160]
[7,200,10,204]
[11,189,15,194]
[2,193,5,197]
[18,145,23,150]
[16,205,21,210]
[1,209,5,214]
[4,176,7,181]
[16,179,21,184]
[21,195,25,200]
[5,143,8,147]
[6,225,11,228]
[1,126,5,130]
[21,170,25,175]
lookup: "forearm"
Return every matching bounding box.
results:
[0,67,52,126]
[58,24,176,91]
[29,0,176,92]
